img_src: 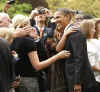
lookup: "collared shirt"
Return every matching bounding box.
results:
[64,20,81,33]
[35,25,45,38]
[87,39,100,82]
[64,20,73,32]
[36,25,45,32]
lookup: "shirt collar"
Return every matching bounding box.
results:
[36,25,45,31]
[64,20,73,31]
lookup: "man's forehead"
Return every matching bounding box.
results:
[54,11,64,16]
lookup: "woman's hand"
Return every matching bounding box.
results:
[64,29,76,37]
[14,27,31,38]
[57,50,70,59]
[28,27,39,39]
[57,32,62,40]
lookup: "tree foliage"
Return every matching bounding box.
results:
[66,0,100,17]
[19,0,48,9]
[46,0,68,12]
[46,0,100,17]
[0,0,32,18]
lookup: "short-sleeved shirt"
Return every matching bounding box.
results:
[11,36,39,77]
[87,39,100,82]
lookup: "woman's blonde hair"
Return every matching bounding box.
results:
[0,27,14,43]
[93,18,100,39]
[80,19,95,39]
[12,14,30,29]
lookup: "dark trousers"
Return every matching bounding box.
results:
[82,83,100,92]
[15,77,39,92]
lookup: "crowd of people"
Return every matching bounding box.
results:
[0,2,100,92]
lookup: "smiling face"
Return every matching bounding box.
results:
[54,11,71,32]
[35,13,46,23]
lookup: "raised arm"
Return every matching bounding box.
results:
[56,29,76,52]
[28,50,70,71]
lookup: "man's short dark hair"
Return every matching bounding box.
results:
[56,8,71,16]
[83,14,94,19]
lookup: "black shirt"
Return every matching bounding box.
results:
[11,36,39,77]
[0,38,14,92]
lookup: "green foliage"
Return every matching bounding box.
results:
[0,0,5,12]
[8,3,32,18]
[66,0,100,17]
[46,0,100,17]
[46,0,68,12]
[0,0,32,18]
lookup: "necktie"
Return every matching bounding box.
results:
[40,28,43,38]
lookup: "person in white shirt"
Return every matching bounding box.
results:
[80,19,100,91]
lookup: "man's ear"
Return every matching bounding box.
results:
[65,14,71,21]
[66,14,70,19]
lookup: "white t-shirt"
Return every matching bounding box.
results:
[87,39,100,82]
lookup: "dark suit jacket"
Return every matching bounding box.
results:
[64,30,96,92]
[0,38,15,92]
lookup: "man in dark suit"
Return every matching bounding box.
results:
[54,8,97,92]
[0,38,15,92]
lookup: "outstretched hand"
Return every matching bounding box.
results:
[57,50,70,59]
[64,29,76,37]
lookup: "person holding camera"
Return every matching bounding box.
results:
[4,0,15,13]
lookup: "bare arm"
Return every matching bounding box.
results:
[56,33,67,52]
[28,50,70,71]
[91,65,100,72]
[3,3,11,13]
[56,30,76,52]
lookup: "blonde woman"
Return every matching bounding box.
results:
[0,27,14,44]
[80,20,100,91]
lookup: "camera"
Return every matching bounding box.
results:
[8,0,15,4]
[71,10,82,14]
[38,9,45,14]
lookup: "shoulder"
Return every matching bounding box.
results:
[87,40,98,53]
[0,37,9,46]
[0,38,11,53]
[68,30,86,40]
[19,36,34,43]
[13,36,35,47]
